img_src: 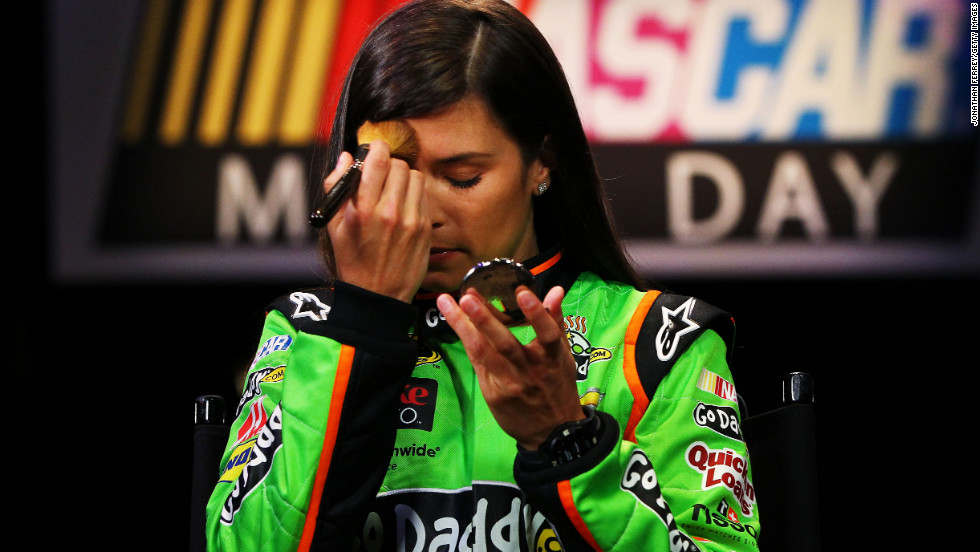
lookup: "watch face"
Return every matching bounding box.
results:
[547,410,600,465]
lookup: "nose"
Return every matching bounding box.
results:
[423,174,446,229]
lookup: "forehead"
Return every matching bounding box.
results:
[404,96,515,160]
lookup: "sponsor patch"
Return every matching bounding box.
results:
[536,527,563,552]
[218,439,256,484]
[398,377,438,431]
[259,365,285,383]
[220,402,285,525]
[235,397,268,445]
[685,442,756,518]
[579,387,605,408]
[655,298,700,361]
[413,335,443,365]
[563,315,612,381]
[391,442,441,459]
[289,291,330,321]
[696,369,737,402]
[687,504,758,544]
[366,483,557,552]
[718,499,739,523]
[255,334,292,360]
[692,402,742,441]
[242,334,292,376]
[620,449,702,551]
[236,365,286,416]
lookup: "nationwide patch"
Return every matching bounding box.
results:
[696,369,737,402]
[398,377,438,431]
[391,442,441,460]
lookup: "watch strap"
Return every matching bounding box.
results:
[518,406,601,467]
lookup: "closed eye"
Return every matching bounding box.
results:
[447,175,482,189]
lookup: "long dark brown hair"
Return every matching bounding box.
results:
[317,0,643,289]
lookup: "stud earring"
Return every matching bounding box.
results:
[537,181,549,195]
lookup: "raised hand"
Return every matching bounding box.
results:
[325,140,431,303]
[437,285,585,450]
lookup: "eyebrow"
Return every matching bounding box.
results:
[433,151,495,165]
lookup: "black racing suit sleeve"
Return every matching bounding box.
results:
[513,411,621,552]
[273,281,420,550]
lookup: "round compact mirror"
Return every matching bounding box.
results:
[460,258,537,325]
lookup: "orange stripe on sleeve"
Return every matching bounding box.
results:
[622,290,661,443]
[298,344,356,551]
[557,480,603,551]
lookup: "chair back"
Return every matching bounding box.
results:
[741,373,820,551]
[190,395,229,552]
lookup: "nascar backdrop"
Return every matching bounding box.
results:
[50,0,979,281]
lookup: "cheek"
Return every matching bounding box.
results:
[490,175,534,214]
[481,197,535,253]
[452,187,524,227]
[475,193,530,227]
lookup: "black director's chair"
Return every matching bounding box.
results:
[741,372,821,551]
[190,395,229,552]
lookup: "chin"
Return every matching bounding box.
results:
[421,271,465,295]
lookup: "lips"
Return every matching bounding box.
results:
[429,247,462,263]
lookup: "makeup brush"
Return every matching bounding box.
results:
[309,120,420,228]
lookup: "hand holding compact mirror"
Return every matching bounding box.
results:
[460,258,537,326]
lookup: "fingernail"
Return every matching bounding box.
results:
[436,294,454,314]
[517,289,536,309]
[460,295,481,316]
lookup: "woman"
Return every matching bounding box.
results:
[207,1,759,551]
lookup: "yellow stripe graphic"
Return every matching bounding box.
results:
[121,0,171,144]
[279,0,342,144]
[123,0,348,147]
[237,0,296,145]
[697,369,715,392]
[198,0,255,145]
[160,0,215,145]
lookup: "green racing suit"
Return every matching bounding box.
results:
[205,249,761,551]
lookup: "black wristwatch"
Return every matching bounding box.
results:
[527,407,602,467]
